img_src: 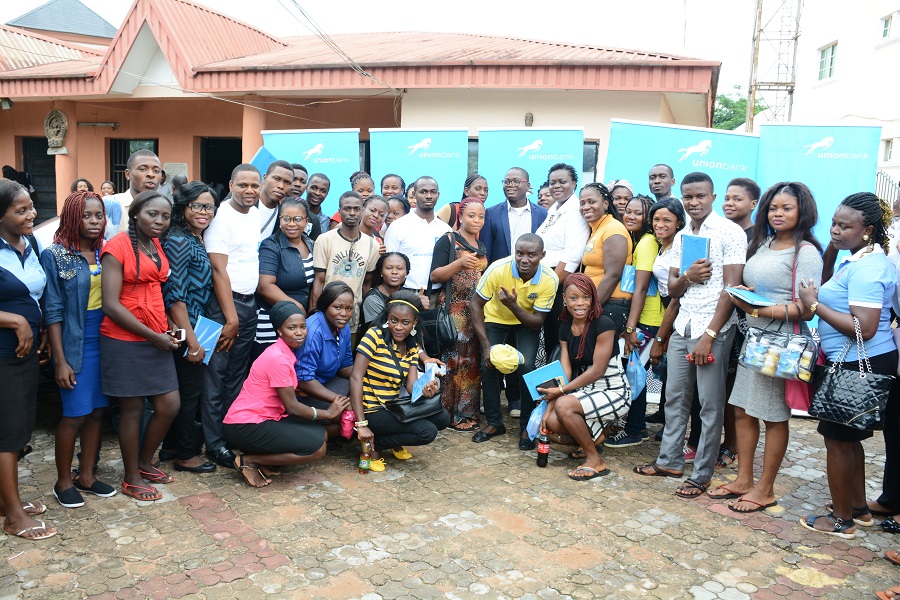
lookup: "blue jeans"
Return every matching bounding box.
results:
[481,322,540,432]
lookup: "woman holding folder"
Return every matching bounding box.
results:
[161,182,219,474]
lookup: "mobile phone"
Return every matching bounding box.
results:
[168,328,186,343]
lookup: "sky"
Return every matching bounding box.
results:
[0,0,762,94]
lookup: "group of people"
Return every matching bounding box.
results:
[0,150,898,559]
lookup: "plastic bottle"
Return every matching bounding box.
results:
[340,410,355,439]
[358,441,371,474]
[536,433,550,468]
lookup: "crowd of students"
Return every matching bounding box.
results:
[0,149,898,559]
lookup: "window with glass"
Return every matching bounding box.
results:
[818,43,837,80]
[883,15,892,38]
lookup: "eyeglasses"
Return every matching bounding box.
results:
[280,215,307,224]
[188,203,216,214]
[502,178,527,186]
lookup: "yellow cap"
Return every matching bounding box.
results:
[490,344,524,374]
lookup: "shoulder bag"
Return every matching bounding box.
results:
[419,232,458,358]
[381,336,443,423]
[809,315,894,430]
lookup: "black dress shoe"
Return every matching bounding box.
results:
[206,449,236,469]
[174,460,217,473]
[518,437,536,451]
[472,425,506,443]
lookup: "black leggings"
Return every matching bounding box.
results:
[367,407,451,453]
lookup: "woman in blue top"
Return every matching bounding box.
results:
[798,192,899,540]
[294,281,355,435]
[160,182,218,474]
[0,180,55,540]
[42,191,117,509]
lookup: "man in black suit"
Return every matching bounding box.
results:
[481,167,548,265]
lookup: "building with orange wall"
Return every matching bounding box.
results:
[0,0,720,222]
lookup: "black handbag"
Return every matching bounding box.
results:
[420,233,458,357]
[381,337,444,424]
[810,316,894,430]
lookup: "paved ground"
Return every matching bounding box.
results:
[1,394,898,599]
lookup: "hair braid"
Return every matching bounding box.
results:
[841,192,891,253]
[128,218,141,289]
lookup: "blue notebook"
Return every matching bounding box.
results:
[725,287,776,307]
[188,316,224,365]
[680,235,710,274]
[522,361,568,401]
[619,265,659,297]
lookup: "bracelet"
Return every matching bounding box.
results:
[354,419,369,427]
[685,274,694,285]
[312,407,318,421]
[188,348,201,356]
[750,308,759,319]
[704,328,717,339]
[809,301,818,314]
[558,384,565,395]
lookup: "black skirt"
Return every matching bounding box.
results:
[0,351,38,452]
[100,336,178,398]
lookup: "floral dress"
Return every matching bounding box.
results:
[435,234,487,428]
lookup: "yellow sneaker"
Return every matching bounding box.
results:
[391,447,413,460]
[369,458,386,472]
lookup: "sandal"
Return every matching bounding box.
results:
[633,462,683,478]
[883,517,900,534]
[708,485,744,500]
[885,550,900,566]
[715,446,737,468]
[824,502,873,526]
[674,478,709,499]
[567,466,610,481]
[0,500,47,517]
[391,447,413,460]
[368,458,386,472]
[568,447,587,460]
[233,455,270,488]
[3,520,57,540]
[799,513,856,540]
[121,480,162,502]
[875,586,900,600]
[449,420,480,432]
[139,465,174,484]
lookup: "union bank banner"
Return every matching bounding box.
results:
[477,128,584,207]
[757,124,880,245]
[369,128,469,201]
[261,128,360,216]
[604,119,759,202]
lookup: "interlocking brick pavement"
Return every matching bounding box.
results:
[1,401,898,599]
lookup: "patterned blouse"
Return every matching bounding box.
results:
[162,228,212,326]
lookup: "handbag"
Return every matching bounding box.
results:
[739,245,818,382]
[784,247,818,411]
[381,336,444,423]
[809,315,894,430]
[420,233,459,357]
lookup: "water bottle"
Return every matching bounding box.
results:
[358,441,371,474]
[536,433,550,468]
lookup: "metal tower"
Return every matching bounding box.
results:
[746,0,803,130]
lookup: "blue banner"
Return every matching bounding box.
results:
[477,128,584,207]
[757,125,881,245]
[260,129,360,216]
[369,129,469,201]
[604,120,759,205]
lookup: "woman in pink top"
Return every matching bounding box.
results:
[223,301,349,487]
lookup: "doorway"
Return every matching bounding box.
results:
[200,137,241,194]
[22,137,57,224]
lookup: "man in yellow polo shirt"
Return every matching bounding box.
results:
[470,233,558,449]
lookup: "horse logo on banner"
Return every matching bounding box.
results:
[517,139,543,157]
[303,143,325,160]
[804,136,834,155]
[408,138,432,155]
[678,140,712,161]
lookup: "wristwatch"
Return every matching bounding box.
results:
[624,326,636,334]
[750,308,759,318]
[809,302,818,314]
[654,335,666,344]
[704,328,718,339]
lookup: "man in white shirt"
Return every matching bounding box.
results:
[202,163,262,469]
[258,160,293,239]
[107,149,162,238]
[635,171,746,496]
[384,176,452,292]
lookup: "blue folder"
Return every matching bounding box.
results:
[680,235,710,274]
[522,361,568,401]
[188,316,224,365]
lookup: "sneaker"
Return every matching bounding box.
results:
[640,429,649,441]
[604,430,644,448]
[508,400,521,418]
[683,445,697,463]
[53,484,85,508]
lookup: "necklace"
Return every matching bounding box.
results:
[138,238,157,258]
[89,248,101,276]
[337,229,361,275]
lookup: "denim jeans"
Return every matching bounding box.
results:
[481,322,541,432]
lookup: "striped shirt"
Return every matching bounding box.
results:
[356,327,419,413]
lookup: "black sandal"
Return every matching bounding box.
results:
[799,513,856,539]
[674,478,709,499]
[883,517,900,534]
[715,446,737,468]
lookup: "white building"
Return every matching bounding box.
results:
[792,1,900,185]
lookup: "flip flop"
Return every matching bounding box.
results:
[0,501,47,517]
[885,550,900,566]
[674,478,709,499]
[728,497,778,513]
[633,462,683,478]
[568,448,587,459]
[3,520,56,540]
[876,586,900,599]
[567,466,610,481]
[708,485,744,500]
[121,481,162,502]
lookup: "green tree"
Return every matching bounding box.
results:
[714,86,765,130]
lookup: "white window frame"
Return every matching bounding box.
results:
[818,43,837,80]
[885,139,894,163]
[883,14,893,39]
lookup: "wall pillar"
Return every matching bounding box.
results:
[53,101,78,214]
[241,95,265,164]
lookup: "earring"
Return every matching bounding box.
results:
[563,302,567,307]
[411,327,417,336]
[382,322,389,328]
[863,234,870,241]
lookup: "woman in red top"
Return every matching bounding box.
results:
[100,191,181,501]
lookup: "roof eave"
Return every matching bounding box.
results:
[194,59,721,73]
